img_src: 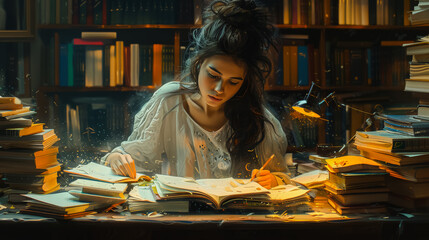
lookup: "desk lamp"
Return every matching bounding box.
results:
[291,82,381,157]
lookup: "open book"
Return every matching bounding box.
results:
[146,174,310,210]
[64,162,151,183]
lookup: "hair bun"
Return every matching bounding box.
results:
[208,0,266,28]
[236,0,256,10]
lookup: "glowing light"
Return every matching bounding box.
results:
[292,106,321,118]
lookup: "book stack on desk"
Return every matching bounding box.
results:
[0,97,61,199]
[324,155,390,215]
[127,174,311,213]
[20,191,105,219]
[354,129,429,211]
[67,178,128,207]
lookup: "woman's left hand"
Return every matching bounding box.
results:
[251,169,278,189]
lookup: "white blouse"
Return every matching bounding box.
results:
[100,81,289,181]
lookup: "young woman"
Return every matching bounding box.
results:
[101,0,290,189]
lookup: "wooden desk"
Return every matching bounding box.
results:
[1,196,429,240]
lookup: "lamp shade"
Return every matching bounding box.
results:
[292,99,321,118]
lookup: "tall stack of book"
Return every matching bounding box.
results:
[403,35,429,125]
[354,129,429,211]
[403,35,429,96]
[324,155,390,215]
[410,0,429,25]
[0,97,61,201]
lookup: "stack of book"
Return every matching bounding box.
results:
[409,0,429,25]
[67,178,128,208]
[354,130,429,211]
[324,155,390,215]
[20,191,105,219]
[403,35,429,118]
[0,97,61,200]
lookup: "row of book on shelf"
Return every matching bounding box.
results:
[39,0,200,25]
[0,96,61,201]
[272,36,409,89]
[269,0,412,26]
[58,32,178,88]
[39,0,417,28]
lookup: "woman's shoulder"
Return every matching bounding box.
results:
[153,81,181,97]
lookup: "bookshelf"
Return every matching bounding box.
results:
[0,0,35,98]
[31,0,427,154]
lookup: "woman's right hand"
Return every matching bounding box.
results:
[105,152,136,178]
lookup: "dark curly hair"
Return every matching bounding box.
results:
[178,0,279,174]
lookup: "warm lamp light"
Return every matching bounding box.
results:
[290,82,381,157]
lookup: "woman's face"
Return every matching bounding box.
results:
[197,55,246,109]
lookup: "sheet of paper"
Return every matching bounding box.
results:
[129,186,157,202]
[267,184,309,201]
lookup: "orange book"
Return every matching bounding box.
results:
[152,44,163,87]
[0,106,30,117]
[0,97,21,104]
[0,103,23,110]
[0,123,45,137]
[123,45,131,86]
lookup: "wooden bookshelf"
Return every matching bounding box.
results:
[30,0,427,151]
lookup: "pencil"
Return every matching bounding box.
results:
[250,154,275,181]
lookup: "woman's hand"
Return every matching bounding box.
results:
[105,152,136,178]
[251,169,278,189]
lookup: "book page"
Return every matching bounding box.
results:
[267,185,310,201]
[291,170,329,187]
[128,186,157,202]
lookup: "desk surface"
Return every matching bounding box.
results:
[1,195,429,240]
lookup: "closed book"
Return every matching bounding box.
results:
[0,111,36,121]
[354,130,429,153]
[0,146,59,160]
[0,118,33,129]
[384,121,429,136]
[327,196,388,215]
[0,133,60,150]
[0,153,59,169]
[0,123,45,137]
[327,191,388,206]
[387,177,429,199]
[0,106,30,117]
[22,191,107,216]
[328,171,388,190]
[0,97,21,104]
[0,103,23,110]
[69,178,128,198]
[404,79,429,93]
[0,163,61,175]
[4,172,58,186]
[68,190,126,205]
[297,45,309,86]
[357,145,429,166]
[380,114,429,136]
[324,180,389,195]
[418,105,429,118]
[8,180,60,193]
[389,193,429,210]
[379,162,429,182]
